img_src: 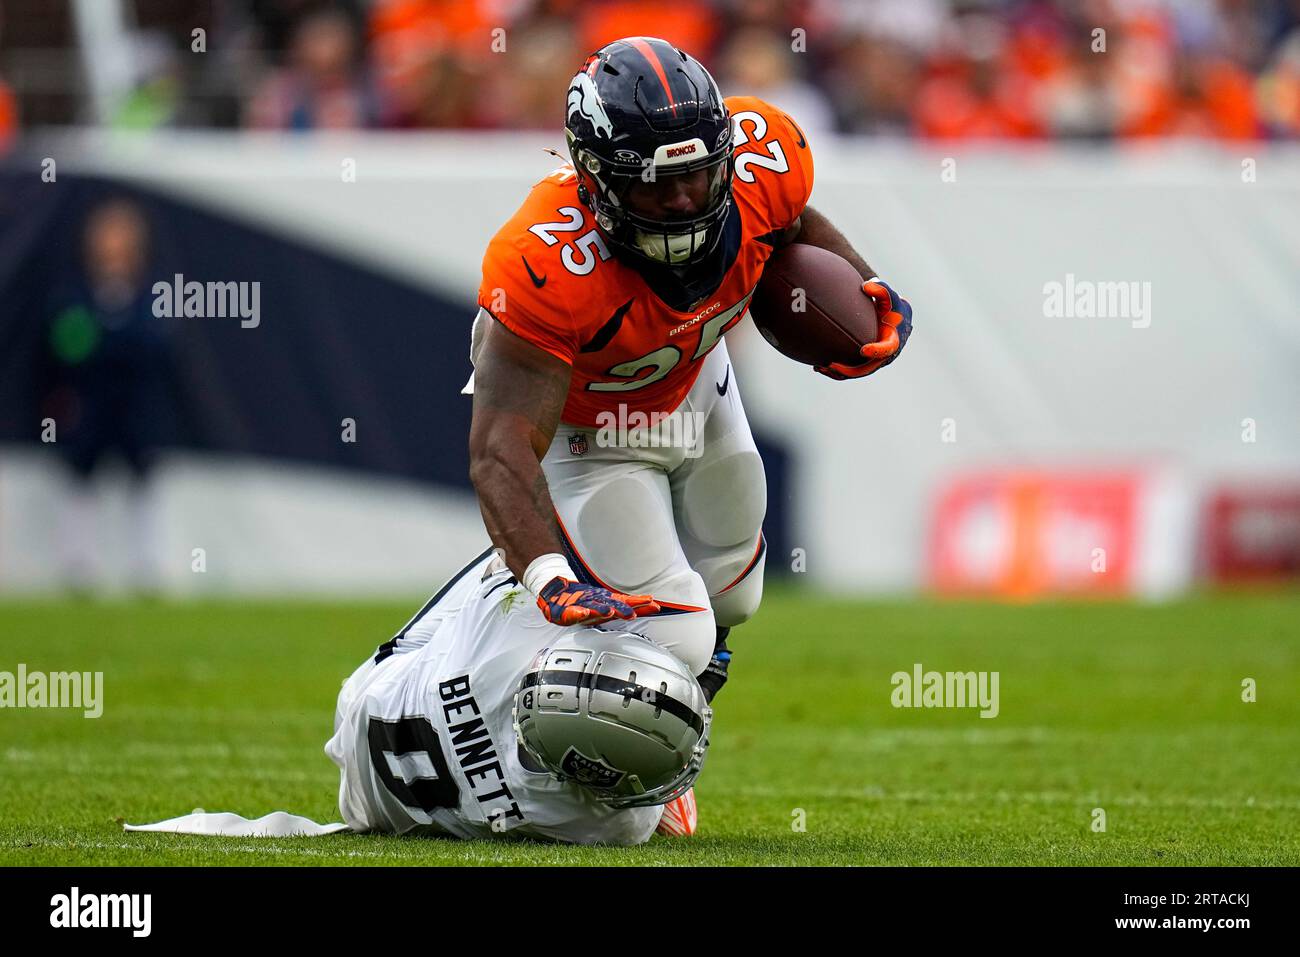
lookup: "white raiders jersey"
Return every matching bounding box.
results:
[324,548,662,846]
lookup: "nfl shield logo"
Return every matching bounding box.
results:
[568,434,589,456]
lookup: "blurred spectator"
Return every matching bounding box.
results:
[0,2,16,152]
[486,18,582,130]
[570,0,719,63]
[1170,55,1260,139]
[829,0,949,53]
[367,0,505,128]
[912,10,1045,140]
[42,200,175,592]
[827,33,919,136]
[0,81,14,152]
[111,31,183,130]
[1258,27,1300,136]
[246,5,384,128]
[381,43,484,129]
[1042,38,1121,140]
[717,26,836,138]
[0,0,1297,140]
[248,0,368,60]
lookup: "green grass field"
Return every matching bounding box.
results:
[1,588,1297,866]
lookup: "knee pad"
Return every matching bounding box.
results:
[622,605,717,677]
[680,449,766,549]
[586,552,718,676]
[708,543,765,627]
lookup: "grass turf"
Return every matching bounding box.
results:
[0,588,1297,865]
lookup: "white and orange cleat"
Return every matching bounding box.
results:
[655,788,698,837]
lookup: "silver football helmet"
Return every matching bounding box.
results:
[512,629,712,809]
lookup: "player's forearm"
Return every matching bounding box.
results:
[792,205,878,281]
[469,319,574,580]
[469,441,565,579]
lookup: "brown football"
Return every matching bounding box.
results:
[748,243,877,367]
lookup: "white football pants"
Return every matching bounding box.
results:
[541,340,767,676]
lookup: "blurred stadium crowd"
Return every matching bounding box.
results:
[1,0,1299,145]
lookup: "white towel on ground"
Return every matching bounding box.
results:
[123,810,350,837]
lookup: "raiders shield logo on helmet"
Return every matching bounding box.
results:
[568,433,589,456]
[559,746,626,790]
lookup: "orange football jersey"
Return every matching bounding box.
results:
[477,96,814,428]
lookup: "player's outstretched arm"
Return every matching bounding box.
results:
[468,319,661,626]
[469,318,572,575]
[789,206,913,380]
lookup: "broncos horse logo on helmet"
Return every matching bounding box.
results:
[567,72,615,140]
[564,36,734,267]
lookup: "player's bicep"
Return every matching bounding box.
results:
[470,317,572,460]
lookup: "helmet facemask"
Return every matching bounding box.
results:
[569,129,735,268]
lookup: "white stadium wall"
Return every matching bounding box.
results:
[3,132,1298,595]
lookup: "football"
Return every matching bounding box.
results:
[748,243,878,367]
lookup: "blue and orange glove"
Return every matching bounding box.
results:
[815,278,913,380]
[536,577,661,627]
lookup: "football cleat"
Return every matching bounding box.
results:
[655,787,698,837]
[696,627,731,704]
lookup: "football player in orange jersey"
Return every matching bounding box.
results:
[467,37,912,708]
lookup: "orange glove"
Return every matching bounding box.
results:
[536,577,661,626]
[816,278,913,380]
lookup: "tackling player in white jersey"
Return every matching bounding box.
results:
[325,548,710,845]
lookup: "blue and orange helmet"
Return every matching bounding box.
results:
[564,37,734,267]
